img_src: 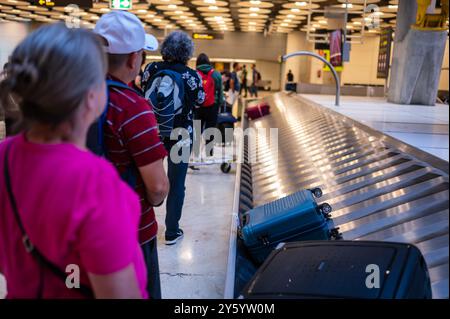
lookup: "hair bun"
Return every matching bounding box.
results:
[6,59,39,93]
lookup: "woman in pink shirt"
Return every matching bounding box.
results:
[0,23,148,299]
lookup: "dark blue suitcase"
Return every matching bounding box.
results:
[240,188,340,264]
[240,241,432,299]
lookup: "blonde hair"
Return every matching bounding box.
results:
[0,23,107,126]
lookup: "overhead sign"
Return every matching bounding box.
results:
[110,0,132,10]
[36,0,55,6]
[32,0,92,8]
[192,32,224,40]
[322,50,343,72]
[377,27,393,79]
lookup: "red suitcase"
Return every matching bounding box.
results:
[245,102,270,120]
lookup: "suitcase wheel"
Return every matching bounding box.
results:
[329,227,343,240]
[310,188,323,198]
[319,203,332,215]
[221,163,232,174]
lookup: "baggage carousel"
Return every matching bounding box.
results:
[225,92,449,299]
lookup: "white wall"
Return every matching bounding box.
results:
[256,60,281,91]
[341,35,386,86]
[0,21,30,69]
[283,31,314,88]
[284,31,387,87]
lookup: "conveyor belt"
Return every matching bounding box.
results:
[234,92,449,299]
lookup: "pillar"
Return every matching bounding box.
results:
[388,0,448,106]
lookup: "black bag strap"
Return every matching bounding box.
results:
[3,141,93,298]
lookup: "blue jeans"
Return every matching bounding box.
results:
[163,137,191,238]
[250,84,258,97]
[141,238,161,299]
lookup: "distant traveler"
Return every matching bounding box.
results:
[250,64,260,98]
[93,10,169,299]
[227,62,240,106]
[239,65,248,98]
[129,51,147,95]
[195,53,224,158]
[142,31,205,246]
[1,63,21,137]
[287,70,294,82]
[0,23,147,298]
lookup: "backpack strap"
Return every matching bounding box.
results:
[3,141,94,298]
[96,79,139,156]
[98,79,141,189]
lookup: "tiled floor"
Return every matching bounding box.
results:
[155,148,236,299]
[301,94,449,162]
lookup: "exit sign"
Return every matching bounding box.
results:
[110,0,132,10]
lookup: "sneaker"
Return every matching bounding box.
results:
[165,229,184,245]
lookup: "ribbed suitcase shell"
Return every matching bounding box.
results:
[241,190,330,264]
[241,241,432,299]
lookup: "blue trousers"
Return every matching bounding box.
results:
[141,238,161,299]
[163,138,191,238]
[250,84,258,97]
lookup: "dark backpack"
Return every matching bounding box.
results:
[86,79,137,187]
[144,69,185,137]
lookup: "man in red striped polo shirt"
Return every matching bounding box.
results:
[94,11,169,299]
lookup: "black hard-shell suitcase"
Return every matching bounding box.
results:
[240,241,432,299]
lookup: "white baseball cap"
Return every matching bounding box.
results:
[94,10,158,54]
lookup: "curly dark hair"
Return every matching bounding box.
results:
[160,31,195,64]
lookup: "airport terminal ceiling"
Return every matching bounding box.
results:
[0,0,439,35]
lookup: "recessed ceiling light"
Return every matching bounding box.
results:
[168,4,177,9]
[208,5,218,10]
[341,3,353,8]
[250,13,258,17]
[250,0,261,5]
[204,0,216,4]
[249,7,260,12]
[291,8,300,13]
[295,1,307,6]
